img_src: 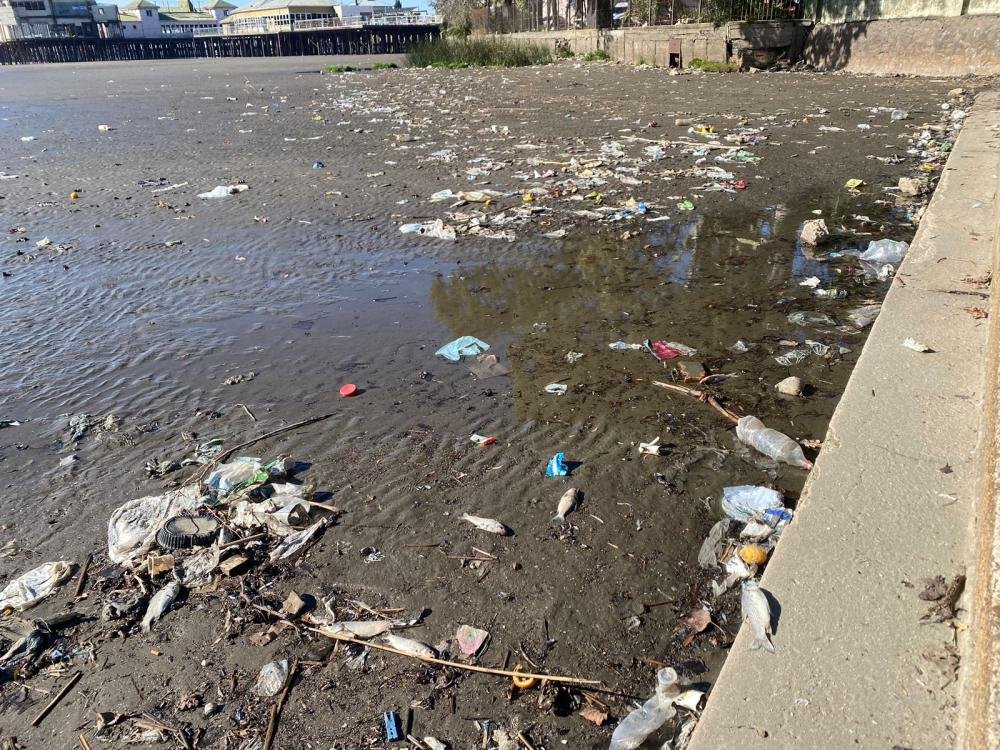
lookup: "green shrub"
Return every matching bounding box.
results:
[406,36,551,68]
[688,58,737,72]
[322,64,356,74]
[554,39,574,59]
[582,49,610,62]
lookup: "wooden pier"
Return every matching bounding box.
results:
[0,25,439,65]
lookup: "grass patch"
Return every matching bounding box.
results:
[372,62,398,70]
[554,39,574,59]
[322,64,356,74]
[582,49,610,62]
[406,36,551,68]
[688,58,737,72]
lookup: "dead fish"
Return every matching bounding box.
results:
[741,579,775,653]
[322,620,393,639]
[460,513,509,536]
[141,580,181,633]
[551,488,578,524]
[382,633,436,659]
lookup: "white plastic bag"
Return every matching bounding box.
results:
[721,485,784,522]
[0,561,73,611]
[198,184,248,199]
[107,485,202,566]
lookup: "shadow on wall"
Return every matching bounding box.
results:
[802,20,870,69]
[803,0,890,69]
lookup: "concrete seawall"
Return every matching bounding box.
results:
[506,15,1000,75]
[803,16,1000,76]
[689,91,1000,750]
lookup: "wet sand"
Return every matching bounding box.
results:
[0,58,964,747]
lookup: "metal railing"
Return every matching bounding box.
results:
[479,0,801,31]
[292,16,363,31]
[366,13,441,25]
[197,12,441,37]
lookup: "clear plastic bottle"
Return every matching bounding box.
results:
[736,416,812,470]
[609,668,680,750]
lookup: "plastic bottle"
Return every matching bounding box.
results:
[813,287,847,299]
[736,416,812,470]
[609,668,680,750]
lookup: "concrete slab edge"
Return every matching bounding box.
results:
[959,122,1000,750]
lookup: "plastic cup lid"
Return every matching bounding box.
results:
[339,384,358,397]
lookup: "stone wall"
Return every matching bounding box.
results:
[506,21,809,69]
[802,15,1000,75]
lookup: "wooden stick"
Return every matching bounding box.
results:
[263,658,298,750]
[651,381,741,424]
[193,413,336,483]
[216,414,334,464]
[74,554,92,598]
[237,403,258,422]
[78,734,92,750]
[218,532,267,551]
[31,670,82,727]
[310,629,601,686]
[518,731,537,750]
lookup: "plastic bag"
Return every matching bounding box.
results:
[207,457,263,496]
[545,452,569,477]
[0,561,73,611]
[846,303,882,329]
[399,219,456,241]
[721,485,785,522]
[107,485,202,567]
[435,336,490,362]
[788,311,837,327]
[198,184,248,199]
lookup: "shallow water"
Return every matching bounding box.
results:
[0,58,957,748]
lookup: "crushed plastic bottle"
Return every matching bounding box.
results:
[609,668,680,750]
[859,239,908,266]
[736,416,812,469]
[813,288,847,299]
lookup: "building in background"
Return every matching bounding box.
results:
[118,0,233,37]
[219,0,409,35]
[0,0,121,40]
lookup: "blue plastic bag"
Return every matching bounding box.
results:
[435,336,490,362]
[545,452,569,477]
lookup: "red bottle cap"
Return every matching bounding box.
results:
[339,384,358,397]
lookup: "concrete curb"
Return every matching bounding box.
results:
[689,92,1000,749]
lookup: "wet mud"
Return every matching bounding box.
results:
[0,58,966,748]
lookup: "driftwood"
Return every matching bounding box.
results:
[651,381,742,424]
[263,658,298,750]
[31,670,82,727]
[311,629,601,687]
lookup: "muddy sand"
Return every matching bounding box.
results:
[0,58,971,748]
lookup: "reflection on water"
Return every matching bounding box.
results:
[431,197,915,436]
